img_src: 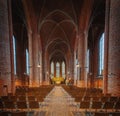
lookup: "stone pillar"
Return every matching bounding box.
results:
[0,0,11,95]
[78,33,83,80]
[39,52,42,85]
[74,49,77,85]
[47,56,50,81]
[89,27,98,88]
[42,50,45,81]
[84,32,88,87]
[93,39,99,88]
[32,33,39,86]
[60,62,62,77]
[8,0,15,94]
[103,0,110,94]
[78,32,86,80]
[70,52,74,79]
[78,32,88,87]
[65,61,67,79]
[45,51,49,83]
[108,0,120,95]
[54,62,56,77]
[89,49,94,88]
[28,30,33,87]
[66,53,70,75]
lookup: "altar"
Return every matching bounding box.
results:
[51,77,65,84]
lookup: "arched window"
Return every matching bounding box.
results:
[13,36,16,75]
[26,49,29,75]
[62,61,65,78]
[51,62,54,76]
[56,62,60,77]
[99,33,104,75]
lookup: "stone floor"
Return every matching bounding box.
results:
[45,86,73,116]
[36,85,87,116]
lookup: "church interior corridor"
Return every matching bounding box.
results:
[1,0,120,115]
[45,86,73,116]
[1,85,120,116]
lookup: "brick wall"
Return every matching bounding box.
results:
[108,0,120,95]
[0,0,12,96]
[108,78,120,96]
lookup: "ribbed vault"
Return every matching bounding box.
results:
[15,0,93,63]
[38,5,79,62]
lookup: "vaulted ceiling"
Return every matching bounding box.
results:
[31,0,83,62]
[12,0,105,62]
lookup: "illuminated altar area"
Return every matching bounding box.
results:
[51,77,65,84]
[50,61,66,84]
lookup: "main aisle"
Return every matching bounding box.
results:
[45,86,73,116]
[33,86,85,116]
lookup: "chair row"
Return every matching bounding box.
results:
[0,95,44,102]
[6,95,117,103]
[93,112,120,116]
[0,111,27,116]
[75,101,120,112]
[74,96,120,102]
[62,85,105,98]
[0,101,45,111]
[15,85,54,96]
[75,112,120,116]
[16,85,54,90]
[1,111,120,116]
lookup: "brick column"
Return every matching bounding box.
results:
[8,0,15,94]
[103,0,110,94]
[70,52,74,79]
[77,32,88,87]
[89,48,94,88]
[39,52,42,85]
[45,51,49,83]
[28,30,33,87]
[79,32,87,81]
[54,62,56,77]
[60,62,62,77]
[108,0,120,95]
[32,33,39,86]
[66,52,70,76]
[84,32,88,87]
[39,51,44,84]
[0,0,11,95]
[78,33,84,80]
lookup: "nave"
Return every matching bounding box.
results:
[45,86,73,116]
[0,85,76,116]
[1,85,120,116]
